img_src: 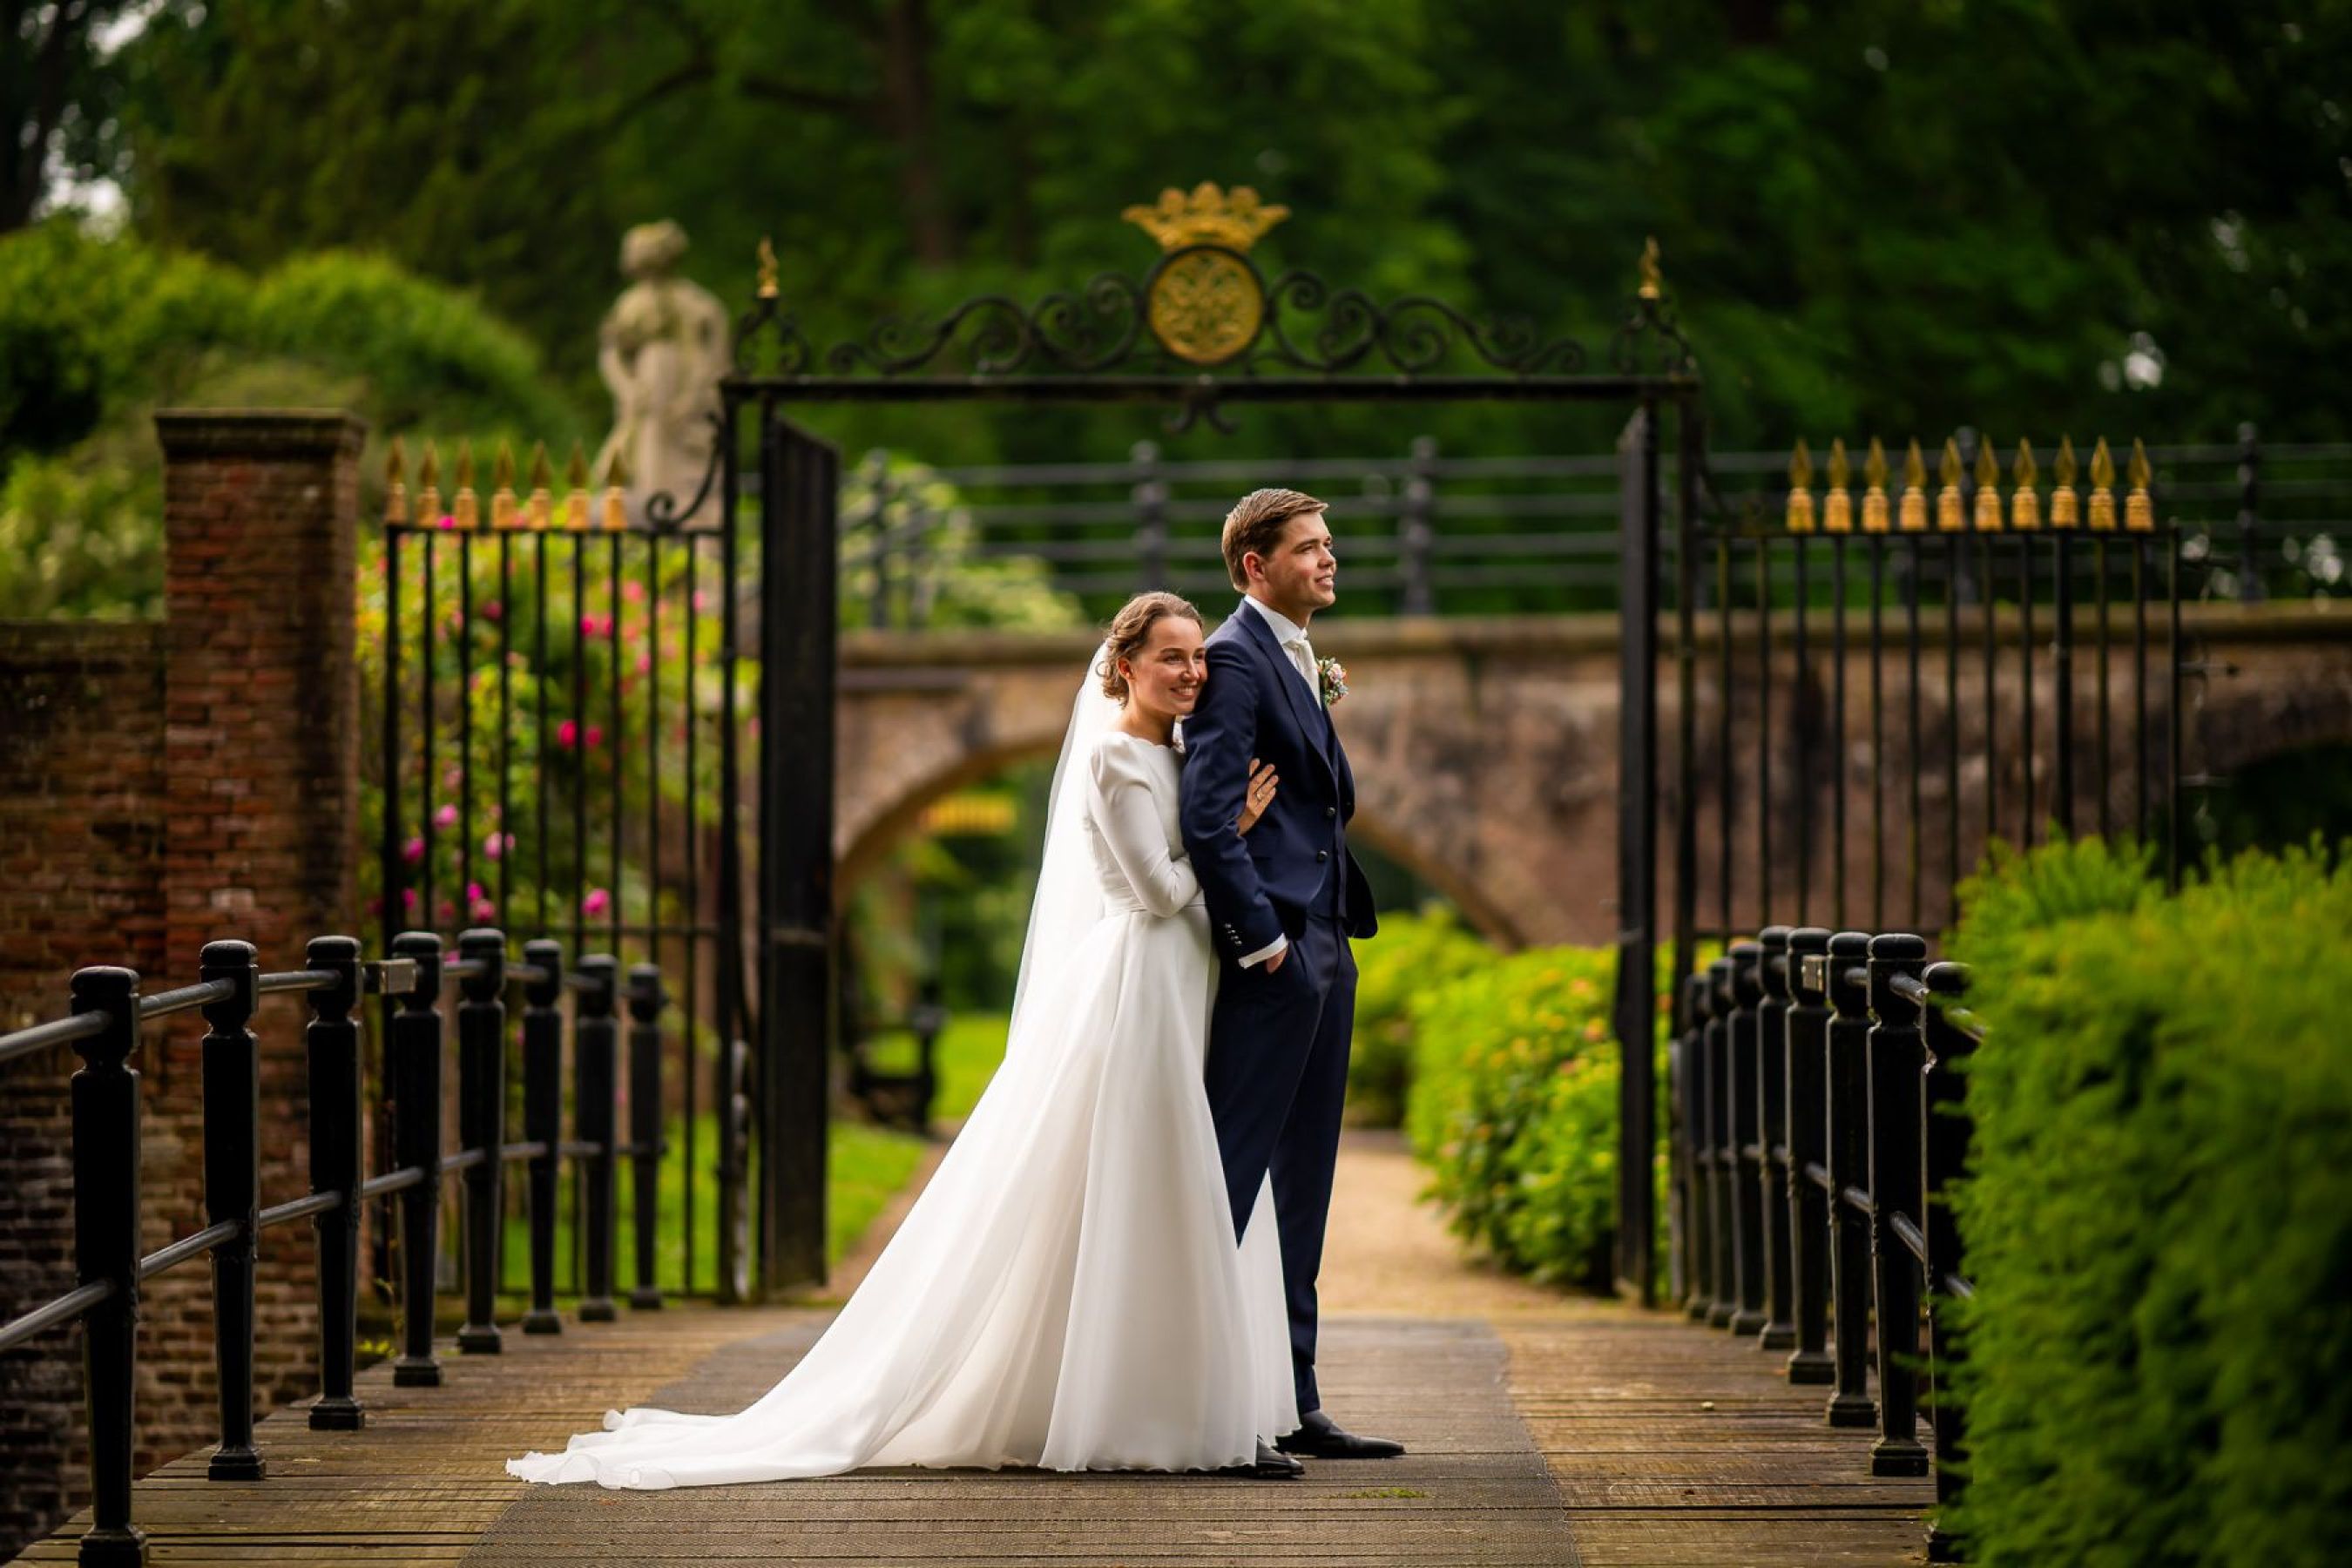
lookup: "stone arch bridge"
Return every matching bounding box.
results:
[835,605,2351,949]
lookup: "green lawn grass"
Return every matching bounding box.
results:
[490,1013,1010,1305]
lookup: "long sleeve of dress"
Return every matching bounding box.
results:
[1087,742,1200,919]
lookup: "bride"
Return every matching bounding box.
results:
[507,591,1305,1486]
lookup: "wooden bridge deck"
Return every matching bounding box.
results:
[15,1136,1930,1566]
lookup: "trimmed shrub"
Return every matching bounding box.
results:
[1946,836,2352,1566]
[1345,902,1493,1126]
[1404,945,1621,1287]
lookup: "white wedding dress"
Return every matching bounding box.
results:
[506,656,1296,1488]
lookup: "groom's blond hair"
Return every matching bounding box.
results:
[1221,488,1328,591]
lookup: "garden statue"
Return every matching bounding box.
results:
[594,220,729,522]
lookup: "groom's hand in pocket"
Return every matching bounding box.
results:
[1264,945,1288,975]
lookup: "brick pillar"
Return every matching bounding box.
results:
[144,409,368,1469]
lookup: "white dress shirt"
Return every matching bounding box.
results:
[1233,596,1321,970]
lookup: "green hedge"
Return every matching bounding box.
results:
[1403,945,1625,1288]
[1945,836,2352,1566]
[1345,902,1493,1127]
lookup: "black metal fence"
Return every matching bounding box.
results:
[0,927,686,1568]
[1672,926,1979,1562]
[834,429,2351,626]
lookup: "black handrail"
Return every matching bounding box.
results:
[1669,923,1980,1562]
[0,924,671,1568]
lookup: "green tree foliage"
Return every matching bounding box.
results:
[84,0,2352,457]
[1945,836,2352,1565]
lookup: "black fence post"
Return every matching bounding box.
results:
[1782,927,1835,1385]
[520,938,564,1334]
[1822,931,1877,1428]
[1726,942,1767,1336]
[1400,435,1437,616]
[1923,960,1977,1561]
[198,939,264,1480]
[1675,972,1712,1318]
[304,936,365,1431]
[389,931,444,1388]
[1131,441,1168,596]
[70,964,146,1568]
[627,963,668,1310]
[575,954,620,1322]
[1866,931,1931,1477]
[2236,422,2262,604]
[1703,956,1736,1328]
[1754,926,1797,1352]
[456,929,505,1354]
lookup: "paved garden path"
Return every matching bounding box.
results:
[16,1132,1930,1566]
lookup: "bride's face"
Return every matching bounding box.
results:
[1121,615,1208,723]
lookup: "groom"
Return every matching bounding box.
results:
[1179,488,1402,1465]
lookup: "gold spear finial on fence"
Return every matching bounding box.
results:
[563,442,591,531]
[2011,441,2041,530]
[526,443,553,529]
[1973,439,2003,531]
[1936,438,1965,531]
[1638,236,1664,301]
[384,437,409,524]
[2050,436,2079,528]
[2126,439,2154,531]
[1899,439,1930,531]
[1862,437,1891,531]
[1786,439,1816,532]
[418,442,443,531]
[1824,438,1853,532]
[757,237,780,300]
[2088,436,2118,530]
[449,440,478,531]
[491,442,518,530]
[601,447,630,531]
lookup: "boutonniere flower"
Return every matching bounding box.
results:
[1317,656,1349,707]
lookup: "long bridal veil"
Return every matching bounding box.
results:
[506,642,1293,1488]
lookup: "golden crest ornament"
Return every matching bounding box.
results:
[1123,182,1287,368]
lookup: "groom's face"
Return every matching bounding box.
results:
[1252,510,1338,618]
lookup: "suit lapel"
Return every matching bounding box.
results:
[1237,605,1337,787]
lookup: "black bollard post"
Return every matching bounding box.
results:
[1822,931,1878,1428]
[70,965,148,1568]
[1754,927,1797,1352]
[1866,932,1931,1477]
[1725,942,1767,1336]
[520,939,564,1334]
[1702,956,1737,1327]
[575,955,620,1321]
[304,936,366,1431]
[456,929,506,1354]
[1782,928,1835,1385]
[389,931,444,1388]
[626,963,668,1310]
[198,940,265,1479]
[1676,972,1713,1319]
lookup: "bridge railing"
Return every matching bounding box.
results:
[0,926,685,1568]
[836,429,2352,625]
[1673,926,1979,1562]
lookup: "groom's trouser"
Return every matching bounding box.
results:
[1206,911,1357,1416]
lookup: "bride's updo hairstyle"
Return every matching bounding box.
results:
[1099,591,1202,703]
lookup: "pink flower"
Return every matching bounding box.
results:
[401,888,418,911]
[436,513,456,531]
[483,831,513,860]
[466,882,484,901]
[585,724,605,749]
[482,599,504,621]
[636,652,652,675]
[580,612,613,639]
[443,766,463,790]
[692,590,712,613]
[403,835,426,864]
[558,719,579,748]
[470,897,497,923]
[621,581,645,605]
[434,803,458,829]
[583,888,611,917]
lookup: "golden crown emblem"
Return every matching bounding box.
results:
[1121,182,1290,252]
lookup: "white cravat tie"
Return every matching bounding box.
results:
[1283,636,1321,707]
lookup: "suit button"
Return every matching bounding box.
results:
[1325,807,1336,819]
[1316,849,1329,862]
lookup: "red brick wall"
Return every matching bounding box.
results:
[0,410,365,1557]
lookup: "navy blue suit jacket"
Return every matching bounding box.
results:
[1179,602,1378,963]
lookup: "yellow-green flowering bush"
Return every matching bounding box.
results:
[1345,902,1494,1126]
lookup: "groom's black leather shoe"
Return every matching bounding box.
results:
[1276,1409,1405,1459]
[1219,1441,1305,1479]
